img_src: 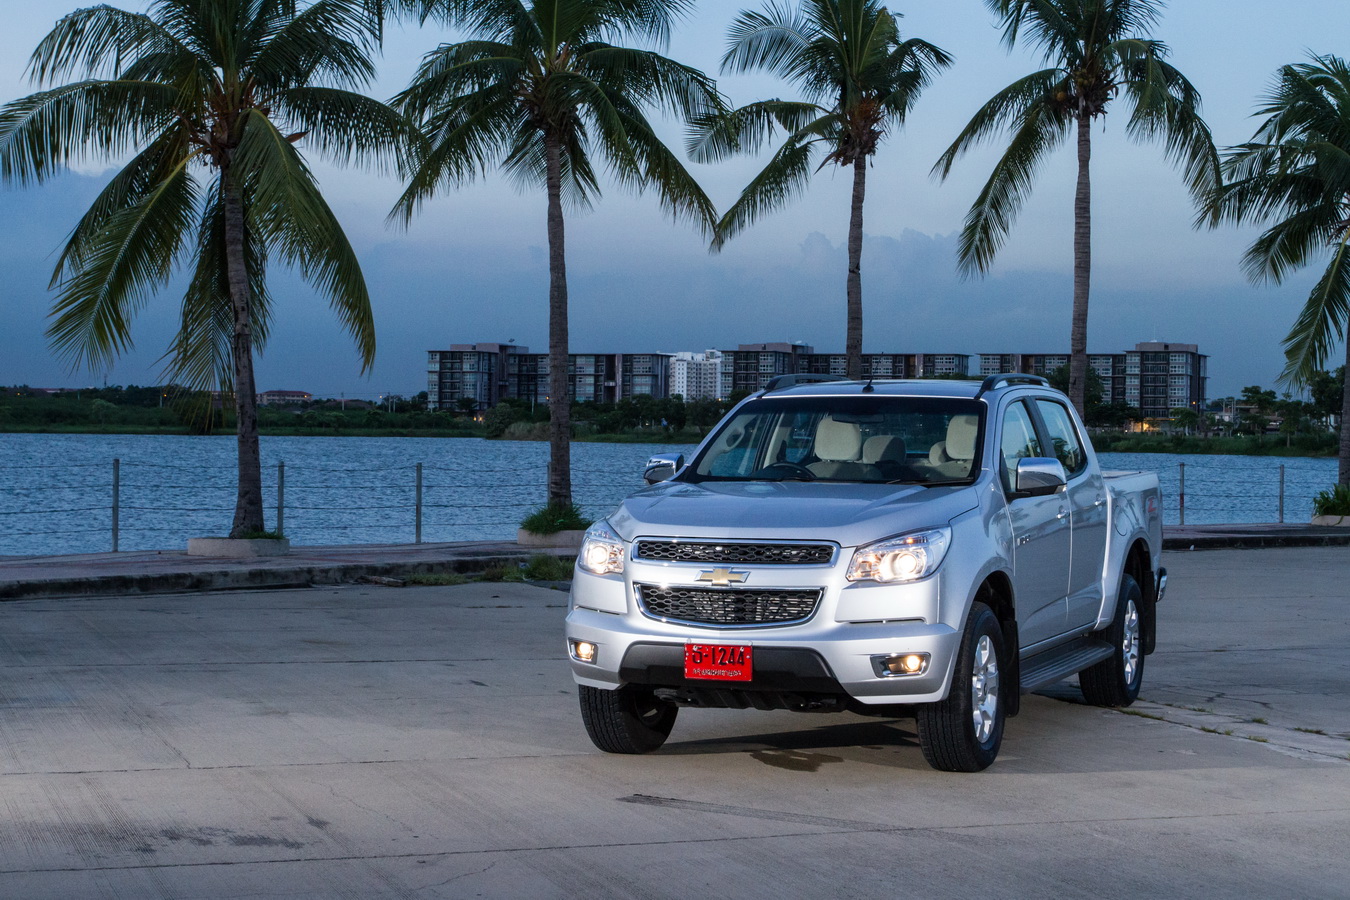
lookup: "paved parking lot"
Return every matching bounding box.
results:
[0,547,1347,897]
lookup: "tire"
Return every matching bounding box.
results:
[1080,574,1145,707]
[916,602,1006,772]
[578,684,678,754]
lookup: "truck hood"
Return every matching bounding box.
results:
[608,480,979,549]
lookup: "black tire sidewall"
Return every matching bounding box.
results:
[961,604,1006,756]
[1117,576,1144,699]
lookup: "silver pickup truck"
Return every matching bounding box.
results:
[564,374,1166,771]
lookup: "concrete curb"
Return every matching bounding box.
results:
[3,526,1345,602]
[1162,528,1350,551]
[0,550,559,602]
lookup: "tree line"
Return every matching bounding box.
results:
[3,0,1350,538]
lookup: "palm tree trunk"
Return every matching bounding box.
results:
[1340,337,1350,485]
[544,132,572,508]
[846,155,866,381]
[222,167,265,537]
[1068,112,1092,417]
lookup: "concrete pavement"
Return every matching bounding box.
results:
[0,547,1347,897]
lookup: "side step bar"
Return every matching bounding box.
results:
[1019,637,1114,694]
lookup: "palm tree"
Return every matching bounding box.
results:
[0,0,410,538]
[690,0,950,380]
[1208,55,1350,484]
[934,0,1218,415]
[393,0,719,508]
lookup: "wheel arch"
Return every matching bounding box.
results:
[1123,537,1158,655]
[974,571,1021,717]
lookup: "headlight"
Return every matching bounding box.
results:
[578,521,626,576]
[846,527,951,584]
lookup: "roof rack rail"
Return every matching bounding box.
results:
[975,372,1050,398]
[761,373,849,393]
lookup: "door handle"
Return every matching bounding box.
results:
[1056,508,1068,520]
[1093,495,1105,507]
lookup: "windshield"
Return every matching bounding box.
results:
[687,395,985,485]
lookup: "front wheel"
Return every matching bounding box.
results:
[1080,574,1145,707]
[578,684,678,754]
[916,602,1006,772]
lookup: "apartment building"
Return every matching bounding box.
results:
[1125,342,1207,418]
[427,343,521,410]
[429,340,1202,416]
[797,352,970,379]
[976,342,1207,419]
[427,346,671,410]
[257,390,312,406]
[668,350,723,400]
[719,343,815,396]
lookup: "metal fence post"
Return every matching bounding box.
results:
[415,463,423,544]
[112,458,120,553]
[277,461,286,536]
[1278,464,1285,524]
[1178,461,1186,526]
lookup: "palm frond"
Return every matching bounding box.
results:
[389,83,524,223]
[932,69,1064,180]
[27,5,190,84]
[1240,203,1344,285]
[712,132,821,250]
[54,126,192,283]
[722,3,813,80]
[234,110,375,370]
[46,153,199,372]
[956,97,1069,274]
[161,189,273,392]
[249,0,380,92]
[1121,51,1219,203]
[686,99,824,164]
[1281,234,1350,386]
[277,85,421,174]
[0,80,177,185]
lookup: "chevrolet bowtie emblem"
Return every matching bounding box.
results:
[695,568,749,587]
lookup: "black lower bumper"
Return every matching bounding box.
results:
[618,643,850,711]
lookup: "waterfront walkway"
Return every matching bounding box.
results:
[0,524,1346,601]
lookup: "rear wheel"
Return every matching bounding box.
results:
[916,602,1006,772]
[1080,574,1145,707]
[579,684,678,754]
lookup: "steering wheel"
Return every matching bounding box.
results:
[759,461,816,481]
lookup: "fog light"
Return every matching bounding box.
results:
[872,652,930,678]
[570,640,598,663]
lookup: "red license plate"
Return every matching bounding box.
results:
[684,643,753,681]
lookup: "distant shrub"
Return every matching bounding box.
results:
[522,554,574,581]
[1312,484,1350,517]
[520,502,591,534]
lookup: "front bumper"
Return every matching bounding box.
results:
[565,557,963,704]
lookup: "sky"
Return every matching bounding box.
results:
[1,0,1348,401]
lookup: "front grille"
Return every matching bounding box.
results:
[636,584,822,627]
[635,540,834,565]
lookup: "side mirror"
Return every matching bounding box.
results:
[1015,457,1067,497]
[642,453,685,485]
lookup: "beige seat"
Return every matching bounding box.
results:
[808,417,877,480]
[862,435,908,479]
[928,414,979,479]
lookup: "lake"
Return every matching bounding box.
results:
[0,433,1337,557]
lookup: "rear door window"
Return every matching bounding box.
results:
[1035,399,1087,477]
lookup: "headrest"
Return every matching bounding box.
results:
[862,435,906,465]
[814,417,863,462]
[929,441,950,465]
[945,414,979,460]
